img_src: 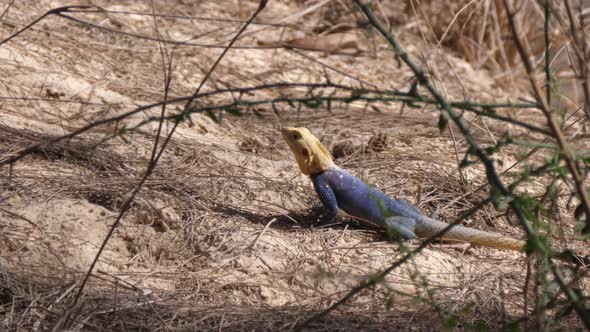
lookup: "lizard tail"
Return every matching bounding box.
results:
[415,217,525,252]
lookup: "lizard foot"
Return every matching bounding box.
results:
[384,216,418,240]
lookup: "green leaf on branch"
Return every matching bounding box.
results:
[575,204,586,221]
[117,125,130,144]
[205,109,219,122]
[385,291,395,311]
[459,148,477,168]
[438,113,448,133]
[404,100,422,109]
[524,233,550,257]
[490,186,504,210]
[303,98,322,109]
[574,222,590,240]
[481,106,497,115]
[224,106,242,116]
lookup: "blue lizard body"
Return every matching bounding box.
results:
[311,167,425,238]
[309,166,526,251]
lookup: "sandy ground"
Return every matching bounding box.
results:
[0,0,588,330]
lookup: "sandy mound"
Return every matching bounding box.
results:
[1,197,128,272]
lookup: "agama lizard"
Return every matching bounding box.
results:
[282,126,525,252]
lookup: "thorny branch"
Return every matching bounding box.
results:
[0,83,542,168]
[503,0,590,234]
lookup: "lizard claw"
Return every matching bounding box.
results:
[312,202,325,211]
[429,207,439,219]
[311,213,340,228]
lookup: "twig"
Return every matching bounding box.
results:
[65,0,269,320]
[563,0,590,119]
[250,218,277,249]
[0,5,99,47]
[504,0,590,235]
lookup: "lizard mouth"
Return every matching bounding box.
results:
[280,127,298,147]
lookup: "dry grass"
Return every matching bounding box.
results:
[401,0,543,79]
[0,0,588,330]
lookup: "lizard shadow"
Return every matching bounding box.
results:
[273,207,449,245]
[211,204,383,234]
[208,205,302,231]
[212,205,457,248]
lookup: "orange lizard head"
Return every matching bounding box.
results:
[281,126,335,175]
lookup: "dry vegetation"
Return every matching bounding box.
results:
[0,0,589,330]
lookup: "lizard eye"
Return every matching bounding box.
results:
[292,132,301,140]
[301,148,309,157]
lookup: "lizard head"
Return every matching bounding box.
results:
[281,126,335,175]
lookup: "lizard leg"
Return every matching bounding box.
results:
[384,216,418,239]
[311,174,339,225]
